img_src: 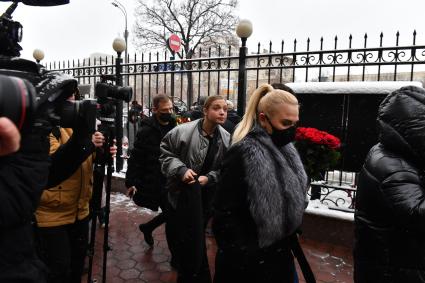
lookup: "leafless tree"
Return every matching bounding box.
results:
[134,0,238,57]
[133,0,239,104]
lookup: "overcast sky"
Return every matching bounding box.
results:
[1,0,425,63]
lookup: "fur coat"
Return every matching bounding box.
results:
[212,124,308,282]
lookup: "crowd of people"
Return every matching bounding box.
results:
[2,78,425,283]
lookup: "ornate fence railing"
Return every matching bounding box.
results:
[47,31,425,212]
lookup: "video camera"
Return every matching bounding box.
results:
[0,1,98,134]
[95,75,132,124]
[0,74,97,134]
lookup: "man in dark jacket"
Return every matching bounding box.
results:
[125,94,176,251]
[354,86,425,283]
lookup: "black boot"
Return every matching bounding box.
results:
[139,223,154,247]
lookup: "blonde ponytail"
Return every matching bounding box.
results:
[232,84,274,145]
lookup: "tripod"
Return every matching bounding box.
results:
[87,121,115,283]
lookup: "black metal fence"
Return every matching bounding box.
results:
[47,31,425,212]
[47,31,425,110]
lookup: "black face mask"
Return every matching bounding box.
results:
[158,112,174,123]
[266,116,296,147]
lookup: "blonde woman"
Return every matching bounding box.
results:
[212,84,309,283]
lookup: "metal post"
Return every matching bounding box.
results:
[170,52,175,102]
[115,53,124,172]
[237,37,248,117]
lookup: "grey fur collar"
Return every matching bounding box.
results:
[240,125,308,248]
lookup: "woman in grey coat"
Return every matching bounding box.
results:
[160,95,230,283]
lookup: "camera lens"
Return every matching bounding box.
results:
[0,74,36,131]
[59,99,97,133]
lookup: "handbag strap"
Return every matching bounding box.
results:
[289,234,316,283]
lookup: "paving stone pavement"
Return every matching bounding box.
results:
[82,193,354,283]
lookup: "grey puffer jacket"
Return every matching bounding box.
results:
[354,86,425,283]
[160,119,230,208]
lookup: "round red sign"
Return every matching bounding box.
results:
[168,34,181,52]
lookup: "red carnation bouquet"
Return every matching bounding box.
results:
[295,127,341,181]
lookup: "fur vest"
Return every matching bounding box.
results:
[213,124,308,251]
[240,125,308,247]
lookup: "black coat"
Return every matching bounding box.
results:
[0,133,50,282]
[126,116,175,211]
[354,86,425,283]
[0,121,95,283]
[212,125,308,283]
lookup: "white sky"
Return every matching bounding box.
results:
[1,0,425,63]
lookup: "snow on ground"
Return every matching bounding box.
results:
[306,199,354,222]
[110,192,159,215]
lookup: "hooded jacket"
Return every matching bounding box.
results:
[354,86,425,283]
[35,128,94,227]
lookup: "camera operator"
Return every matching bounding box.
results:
[0,116,20,156]
[0,1,116,282]
[36,126,116,283]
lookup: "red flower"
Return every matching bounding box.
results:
[295,127,341,180]
[295,127,341,149]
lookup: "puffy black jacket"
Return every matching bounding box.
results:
[354,86,425,283]
[125,116,175,211]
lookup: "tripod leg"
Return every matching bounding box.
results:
[101,130,115,283]
[87,152,106,283]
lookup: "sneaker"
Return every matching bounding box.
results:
[139,224,154,247]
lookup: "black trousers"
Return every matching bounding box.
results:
[37,217,89,283]
[166,182,212,283]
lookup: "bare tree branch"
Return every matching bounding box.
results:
[133,0,239,59]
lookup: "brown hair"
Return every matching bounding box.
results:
[152,93,171,108]
[203,95,226,110]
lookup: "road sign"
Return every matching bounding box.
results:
[168,34,181,53]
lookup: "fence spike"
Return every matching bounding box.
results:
[320,37,323,50]
[281,40,284,52]
[293,39,297,52]
[380,32,383,47]
[413,30,417,45]
[307,37,310,51]
[269,40,272,53]
[349,34,352,48]
[396,31,400,46]
[257,42,261,54]
[364,33,368,48]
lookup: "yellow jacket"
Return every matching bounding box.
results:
[36,128,94,227]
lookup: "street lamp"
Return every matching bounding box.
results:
[236,19,253,117]
[33,48,44,63]
[111,1,128,64]
[113,37,126,173]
